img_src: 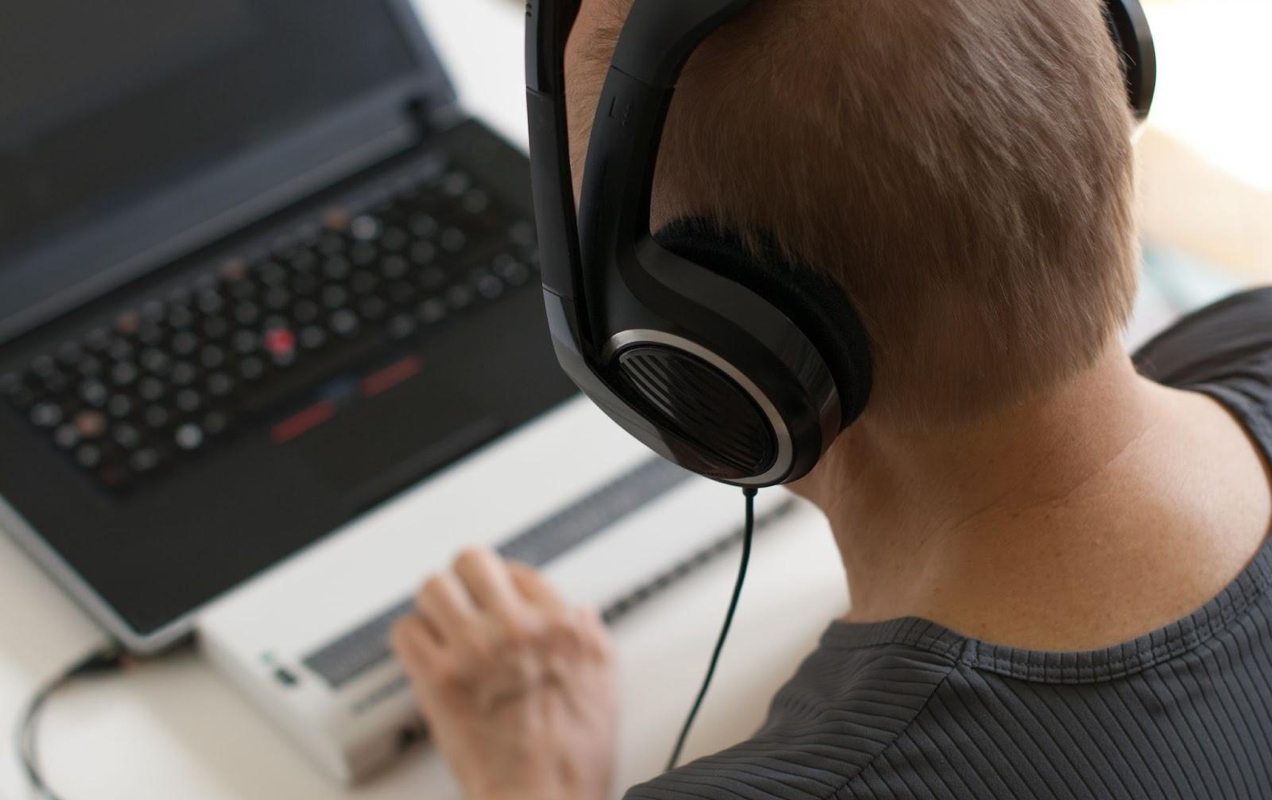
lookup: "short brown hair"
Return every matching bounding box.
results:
[567,0,1138,427]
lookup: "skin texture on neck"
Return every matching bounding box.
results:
[792,342,1272,651]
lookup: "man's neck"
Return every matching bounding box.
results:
[798,345,1272,650]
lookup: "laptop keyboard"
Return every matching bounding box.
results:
[0,160,539,492]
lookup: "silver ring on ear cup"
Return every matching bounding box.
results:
[604,330,798,485]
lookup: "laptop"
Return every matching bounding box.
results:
[0,0,581,654]
[0,2,813,781]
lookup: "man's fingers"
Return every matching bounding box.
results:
[453,548,524,620]
[574,606,613,660]
[415,572,479,644]
[391,615,444,681]
[508,561,567,614]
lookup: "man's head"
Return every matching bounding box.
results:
[565,0,1138,429]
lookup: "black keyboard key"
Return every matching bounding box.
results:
[257,261,288,286]
[293,299,321,325]
[137,377,166,403]
[419,266,446,292]
[30,355,58,380]
[263,328,297,360]
[381,227,409,252]
[349,241,378,267]
[359,297,388,322]
[175,389,203,414]
[207,372,234,398]
[408,213,439,239]
[53,424,80,450]
[75,444,102,470]
[130,448,162,475]
[263,286,291,311]
[446,285,474,311]
[75,354,104,378]
[55,342,82,366]
[409,241,437,266]
[174,423,204,451]
[238,357,266,382]
[85,327,112,352]
[380,255,410,281]
[139,348,171,375]
[323,256,352,281]
[72,410,107,439]
[386,280,417,306]
[440,228,467,253]
[113,423,141,450]
[231,330,259,355]
[350,271,379,295]
[387,314,417,340]
[417,298,447,325]
[79,380,109,407]
[168,303,196,329]
[106,337,133,362]
[171,362,197,387]
[200,345,226,371]
[298,326,327,351]
[291,272,320,296]
[172,331,199,356]
[143,405,171,429]
[322,285,349,310]
[441,171,470,197]
[107,394,134,418]
[30,403,63,428]
[233,302,261,327]
[329,309,360,339]
[473,272,504,300]
[110,361,139,387]
[41,372,70,395]
[138,323,165,347]
[202,316,230,339]
[196,289,224,315]
[350,215,380,241]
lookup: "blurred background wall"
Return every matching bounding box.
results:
[1134,0,1271,320]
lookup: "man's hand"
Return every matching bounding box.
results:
[390,548,618,800]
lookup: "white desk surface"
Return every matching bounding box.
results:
[0,4,848,798]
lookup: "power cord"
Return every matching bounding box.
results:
[15,642,127,800]
[667,486,759,771]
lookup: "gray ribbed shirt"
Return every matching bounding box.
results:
[629,288,1272,799]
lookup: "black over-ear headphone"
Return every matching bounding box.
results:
[525,0,1157,488]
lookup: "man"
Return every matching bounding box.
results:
[391,0,1272,797]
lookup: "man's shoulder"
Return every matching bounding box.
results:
[623,632,961,800]
[1135,286,1272,388]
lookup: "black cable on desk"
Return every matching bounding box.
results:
[666,487,759,772]
[15,643,126,800]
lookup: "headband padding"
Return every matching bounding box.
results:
[654,218,873,427]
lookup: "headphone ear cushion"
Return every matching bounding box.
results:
[655,218,873,427]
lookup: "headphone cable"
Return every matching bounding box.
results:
[667,486,759,772]
[15,643,128,800]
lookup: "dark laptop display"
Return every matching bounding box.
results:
[0,0,447,339]
[0,0,575,651]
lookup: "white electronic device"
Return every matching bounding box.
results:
[197,397,793,784]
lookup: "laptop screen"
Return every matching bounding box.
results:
[0,0,440,339]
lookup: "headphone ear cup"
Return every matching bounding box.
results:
[654,219,873,429]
